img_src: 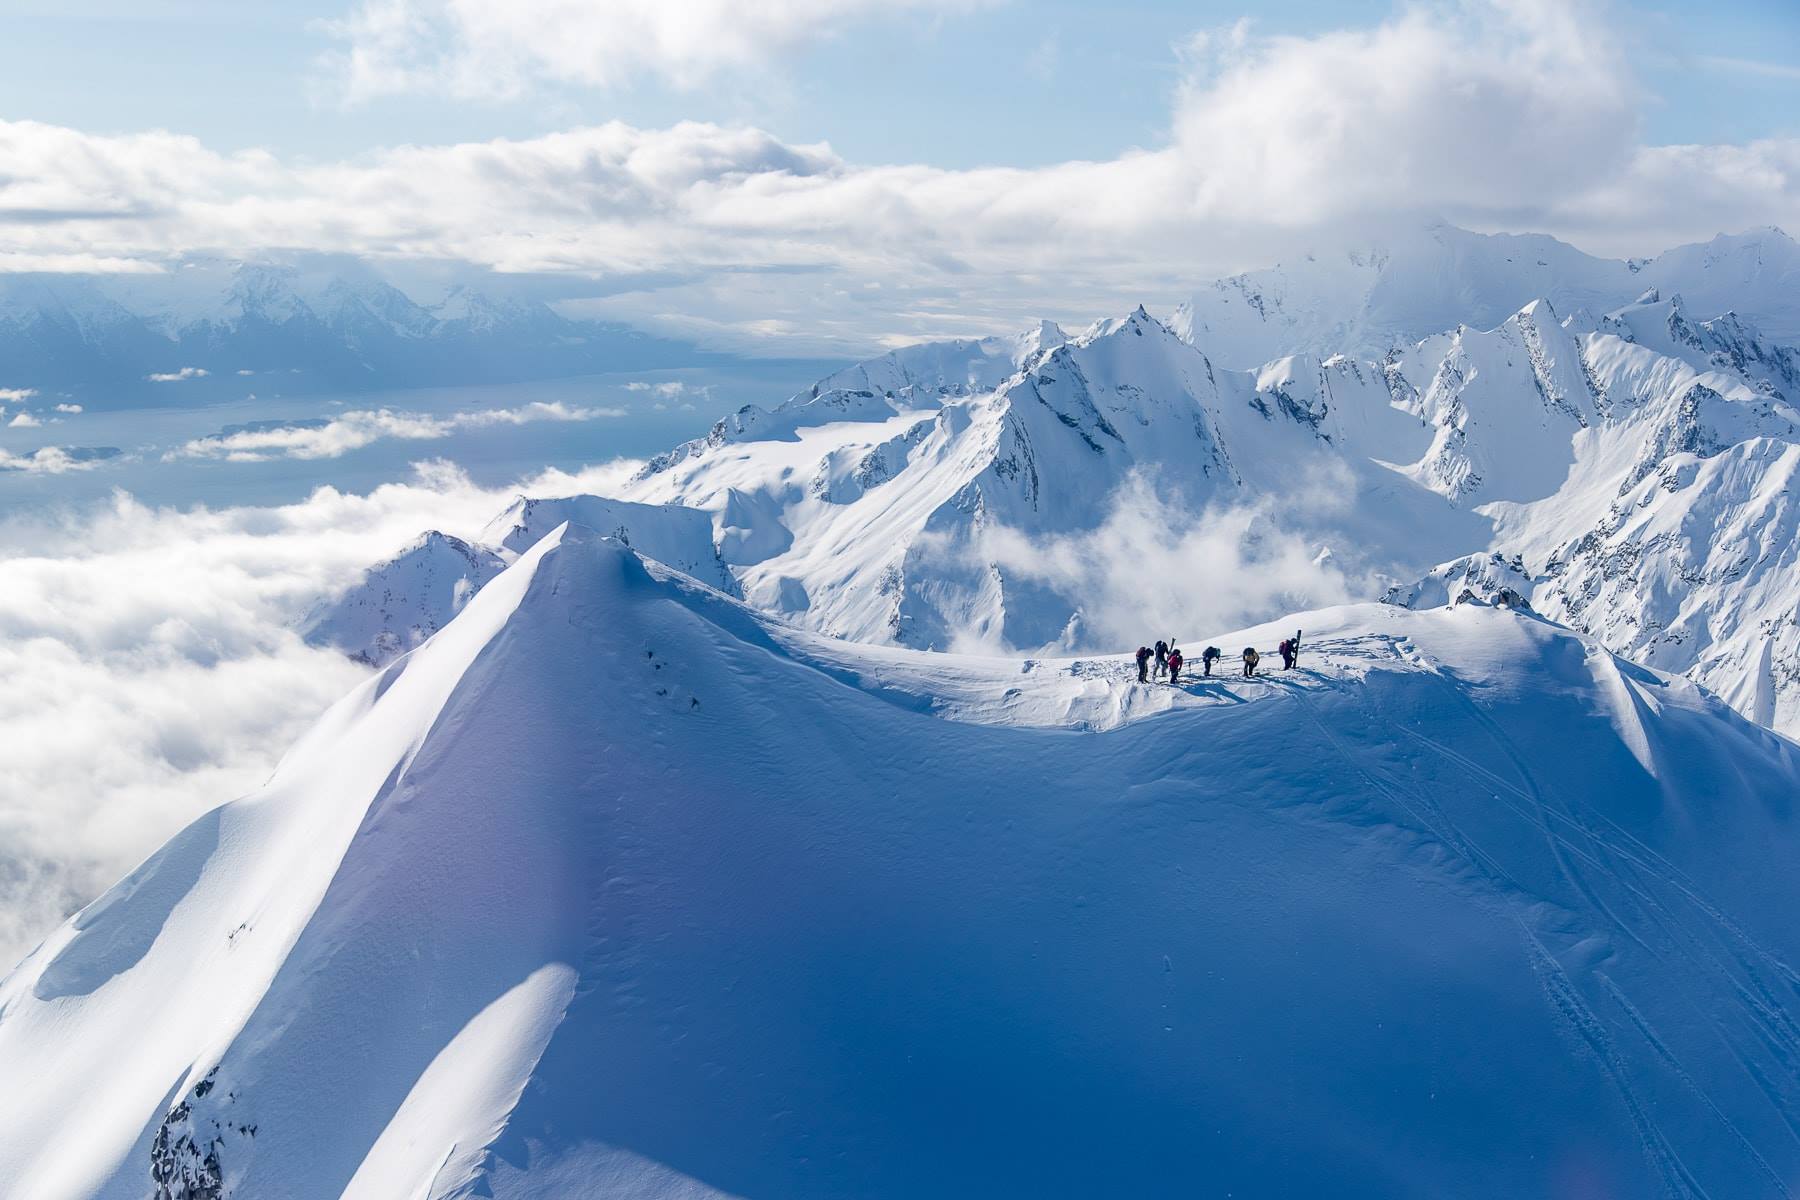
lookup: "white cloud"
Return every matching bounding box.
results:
[7,412,41,428]
[0,389,38,404]
[166,401,625,462]
[1167,0,1639,229]
[1699,55,1800,84]
[0,3,1793,347]
[0,252,164,275]
[320,0,981,102]
[933,468,1361,655]
[624,381,683,396]
[0,446,120,474]
[146,367,210,383]
[0,456,642,968]
[624,380,710,409]
[53,403,83,414]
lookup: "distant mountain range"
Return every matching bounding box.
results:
[310,223,1800,743]
[1173,223,1800,367]
[0,259,706,407]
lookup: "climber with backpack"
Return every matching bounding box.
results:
[1167,646,1184,685]
[1154,639,1169,679]
[1135,644,1152,683]
[1202,645,1221,676]
[1278,638,1294,670]
[1242,646,1260,677]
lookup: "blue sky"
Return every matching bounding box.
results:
[2,0,1794,166]
[0,0,1797,350]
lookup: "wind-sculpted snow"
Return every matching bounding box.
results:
[6,529,1800,1198]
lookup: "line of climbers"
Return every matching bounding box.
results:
[1134,631,1302,686]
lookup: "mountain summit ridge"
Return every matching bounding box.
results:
[8,526,1800,1197]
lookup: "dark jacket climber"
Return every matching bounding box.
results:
[1202,646,1221,676]
[1135,645,1152,683]
[1278,638,1294,670]
[1167,648,1184,685]
[1154,639,1169,678]
[1242,647,1260,677]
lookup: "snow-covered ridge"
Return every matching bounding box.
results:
[9,528,1800,1197]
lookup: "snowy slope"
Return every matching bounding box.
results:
[1535,438,1800,736]
[8,527,1800,1199]
[1376,294,1800,736]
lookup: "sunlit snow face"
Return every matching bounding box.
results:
[0,457,641,967]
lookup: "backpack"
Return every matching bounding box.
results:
[1204,646,1219,660]
[1136,646,1150,662]
[1244,647,1257,660]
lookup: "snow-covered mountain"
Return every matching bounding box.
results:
[319,306,1477,661]
[619,307,1488,652]
[0,260,699,405]
[303,531,508,666]
[8,525,1800,1198]
[1172,222,1800,367]
[316,280,1800,739]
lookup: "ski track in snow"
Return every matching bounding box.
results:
[1295,637,1800,1200]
